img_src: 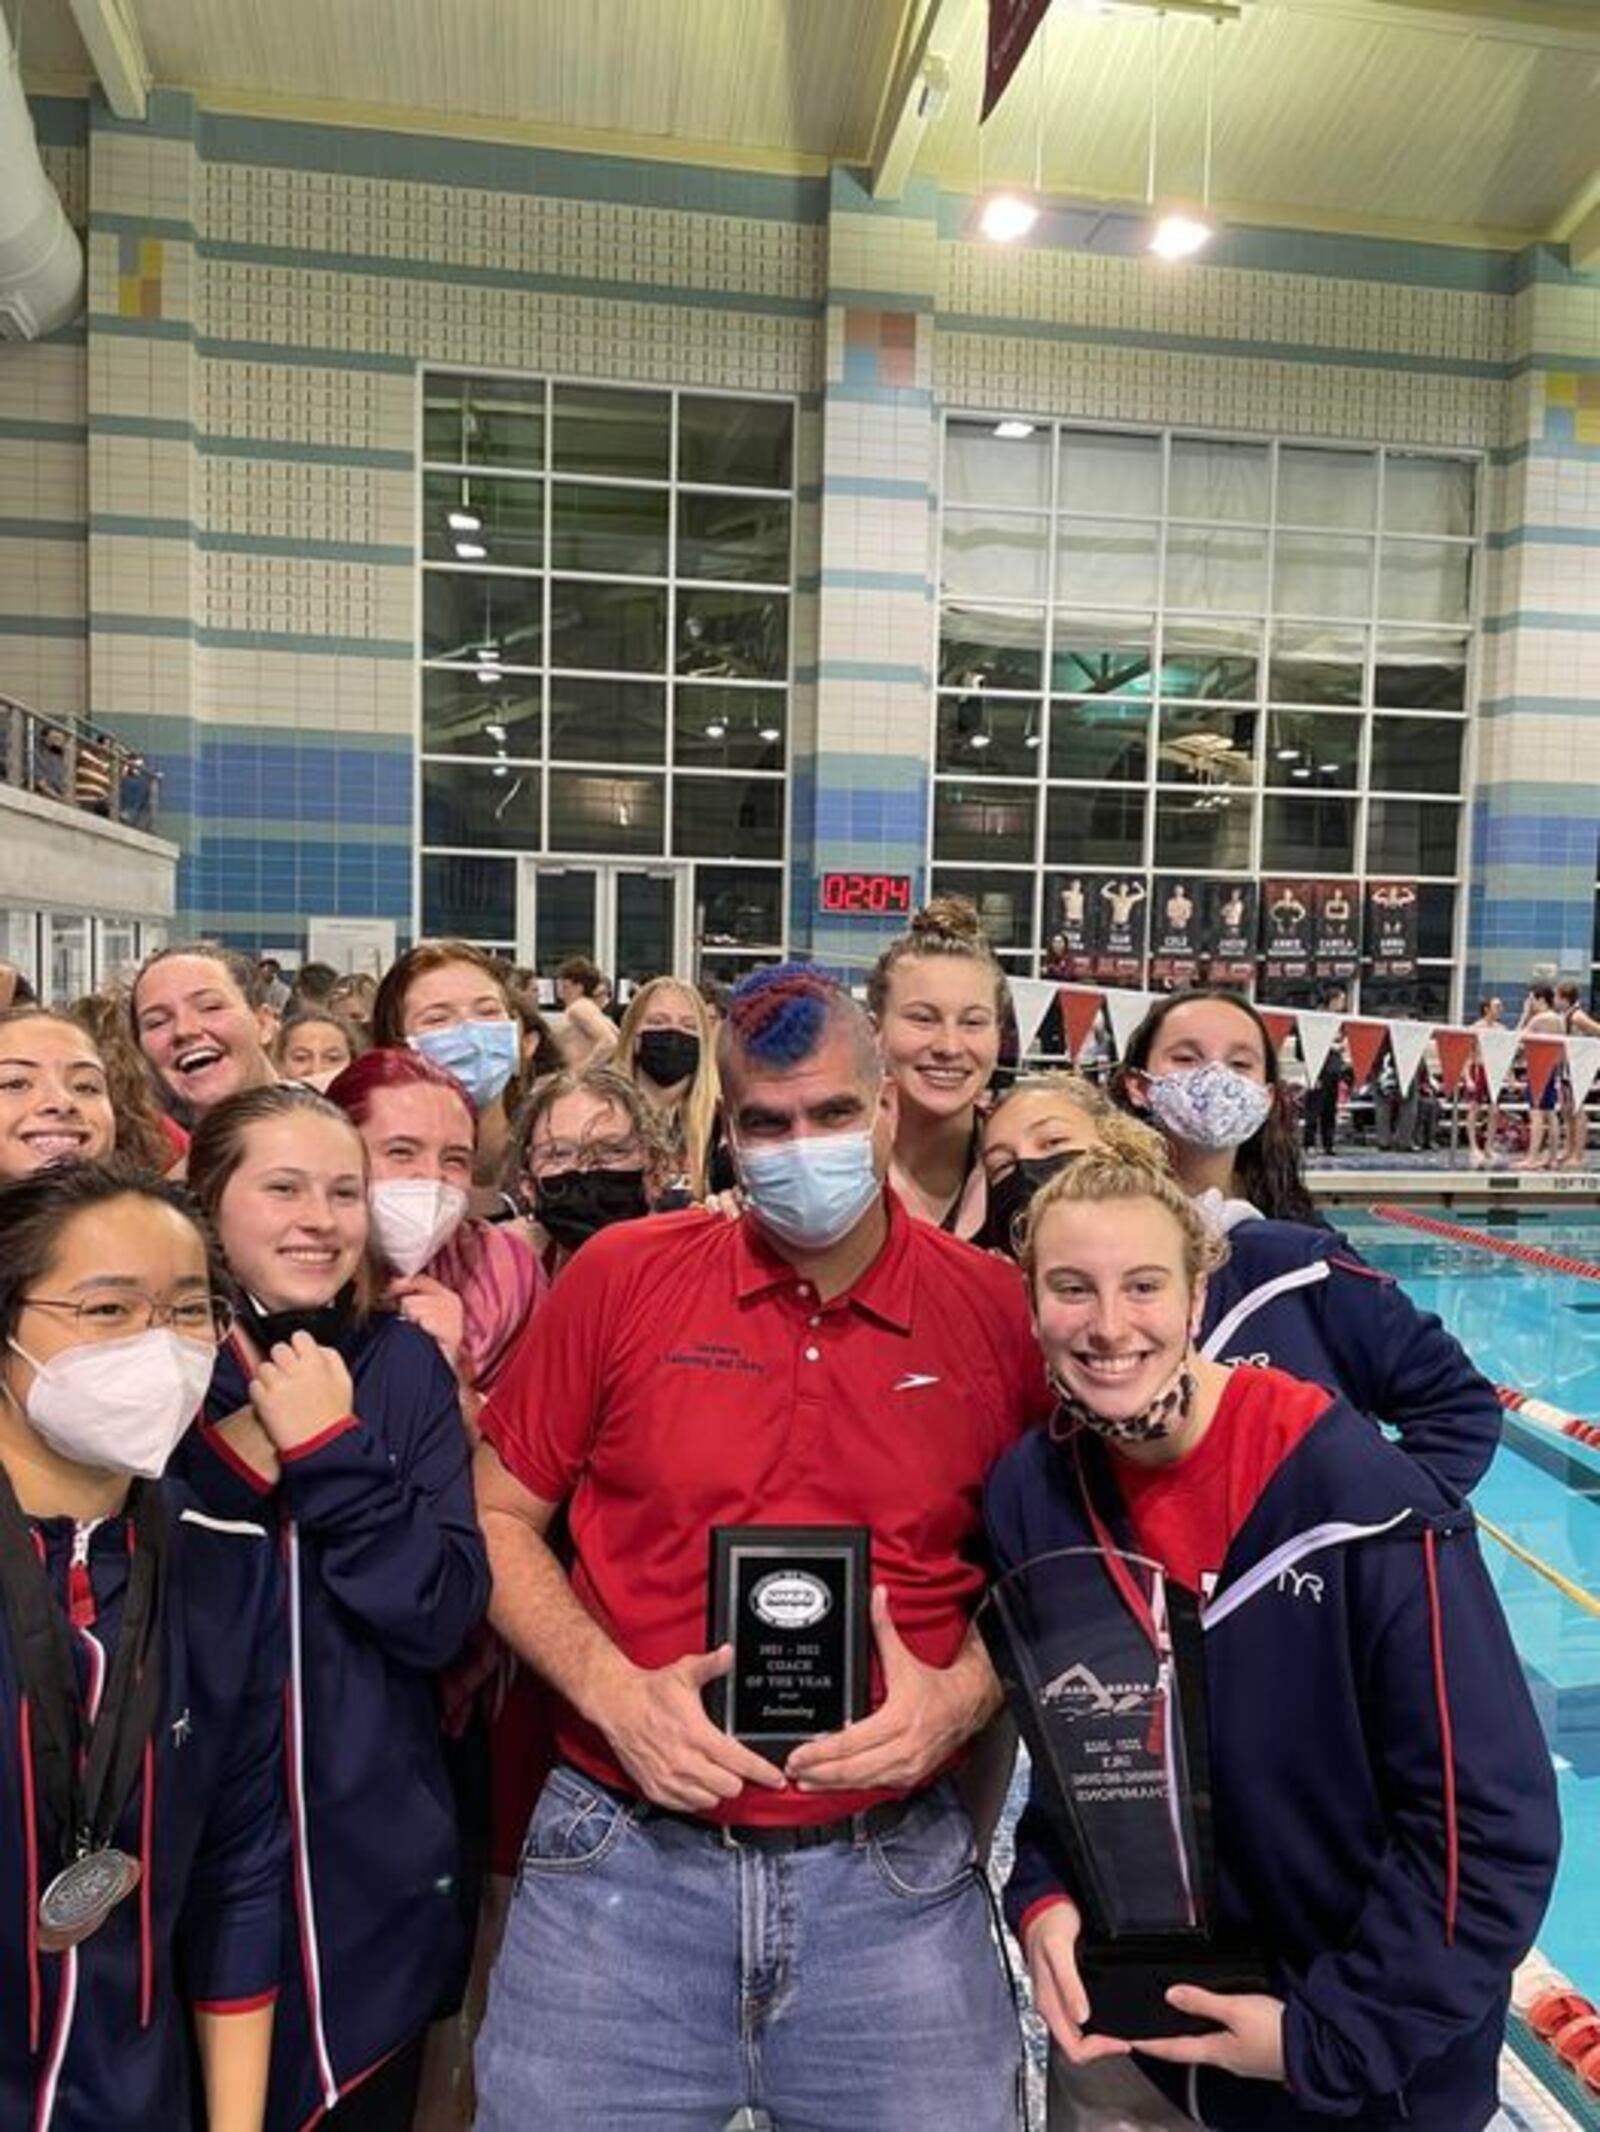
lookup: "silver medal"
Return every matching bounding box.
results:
[37,1849,141,1952]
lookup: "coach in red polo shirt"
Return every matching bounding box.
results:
[472,963,1046,2132]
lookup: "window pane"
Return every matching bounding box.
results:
[929,870,1034,952]
[1169,437,1268,522]
[422,760,541,851]
[548,678,666,764]
[1362,971,1452,1020]
[423,667,541,760]
[422,853,515,939]
[423,570,542,666]
[1278,447,1375,531]
[675,685,786,770]
[672,774,784,859]
[1374,631,1467,710]
[678,492,792,583]
[1052,613,1153,696]
[1369,717,1463,794]
[942,511,1049,600]
[947,419,1051,508]
[1060,430,1161,516]
[1158,622,1260,701]
[1417,883,1456,958]
[1378,540,1471,624]
[1384,453,1475,537]
[1045,787,1143,867]
[935,781,1039,863]
[1273,532,1373,617]
[1157,705,1256,785]
[1050,698,1148,782]
[548,770,665,854]
[1154,793,1253,870]
[422,472,543,568]
[940,604,1045,691]
[1262,794,1357,871]
[1055,520,1159,607]
[548,580,667,672]
[678,397,793,489]
[1268,623,1366,706]
[1164,526,1268,611]
[1366,798,1460,875]
[423,374,543,469]
[695,865,784,947]
[550,483,669,576]
[1265,710,1360,788]
[677,588,788,681]
[551,384,670,479]
[937,694,1042,776]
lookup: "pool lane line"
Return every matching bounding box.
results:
[1371,1203,1600,1280]
[1498,1385,1600,1452]
[1478,1515,1600,1619]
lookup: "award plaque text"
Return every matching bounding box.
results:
[707,1525,870,1764]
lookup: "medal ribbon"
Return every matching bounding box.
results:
[0,1469,167,1873]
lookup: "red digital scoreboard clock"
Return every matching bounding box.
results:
[818,871,914,916]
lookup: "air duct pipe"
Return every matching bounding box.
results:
[0,13,84,340]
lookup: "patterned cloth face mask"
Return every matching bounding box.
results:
[1049,1359,1197,1446]
[1142,1062,1274,1153]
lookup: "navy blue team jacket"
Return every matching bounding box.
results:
[186,1312,489,2130]
[1200,1219,1501,1496]
[987,1376,1560,2132]
[0,1484,287,2132]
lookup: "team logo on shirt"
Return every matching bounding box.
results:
[171,1708,192,1747]
[750,1572,833,1631]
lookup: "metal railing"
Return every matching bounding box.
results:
[0,694,161,832]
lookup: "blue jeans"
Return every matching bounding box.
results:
[475,1763,1022,2132]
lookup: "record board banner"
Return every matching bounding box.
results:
[1201,880,1257,987]
[1262,879,1315,980]
[1047,875,1097,980]
[1151,877,1202,986]
[1313,881,1361,983]
[1366,880,1418,979]
[1093,878,1149,984]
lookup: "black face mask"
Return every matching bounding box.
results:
[978,1153,1080,1260]
[534,1170,650,1253]
[235,1280,358,1353]
[636,1030,700,1089]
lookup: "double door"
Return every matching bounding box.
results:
[519,859,691,992]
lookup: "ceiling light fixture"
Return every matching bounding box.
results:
[978,192,1040,243]
[704,719,727,740]
[454,540,487,560]
[1275,746,1299,761]
[969,730,992,750]
[978,7,1048,246]
[1291,765,1312,779]
[484,722,506,741]
[447,509,481,533]
[476,665,503,684]
[759,724,781,743]
[994,420,1036,440]
[1145,15,1221,263]
[1150,212,1215,260]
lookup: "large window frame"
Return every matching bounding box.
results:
[416,367,796,979]
[929,415,1482,1018]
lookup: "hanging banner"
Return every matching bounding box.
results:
[1046,875,1096,980]
[1092,877,1149,984]
[1259,1008,1297,1054]
[1150,877,1202,986]
[1567,1035,1600,1110]
[982,0,1052,120]
[1058,987,1105,1063]
[1313,881,1361,983]
[1262,879,1315,981]
[1202,879,1258,987]
[1475,1025,1519,1101]
[1295,1009,1345,1085]
[1388,1020,1435,1098]
[1343,1019,1389,1088]
[1009,978,1060,1059]
[1367,880,1418,979]
[1433,1028,1477,1096]
[1523,1035,1566,1106]
[1104,988,1156,1059]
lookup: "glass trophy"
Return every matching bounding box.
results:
[979,1546,1266,2038]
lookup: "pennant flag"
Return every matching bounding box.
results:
[1058,987,1105,1063]
[1294,1010,1344,1086]
[1523,1035,1565,1106]
[1475,1025,1519,1101]
[1434,1028,1476,1095]
[1104,988,1156,1059]
[1259,1008,1296,1054]
[1567,1035,1600,1109]
[1387,1020,1435,1099]
[1009,978,1059,1059]
[1343,1019,1389,1088]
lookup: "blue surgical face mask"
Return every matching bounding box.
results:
[736,1131,881,1251]
[408,1020,519,1110]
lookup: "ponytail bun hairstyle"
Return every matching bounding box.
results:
[867,894,1010,1021]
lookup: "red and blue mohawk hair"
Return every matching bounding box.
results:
[724,962,844,1071]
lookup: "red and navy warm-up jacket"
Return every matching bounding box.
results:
[987,1376,1560,2132]
[1199,1219,1501,1496]
[0,1484,287,2132]
[184,1313,489,2131]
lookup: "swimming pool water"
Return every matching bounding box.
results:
[1340,1207,1600,2002]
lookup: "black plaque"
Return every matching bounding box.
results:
[980,1546,1266,2039]
[707,1526,870,1764]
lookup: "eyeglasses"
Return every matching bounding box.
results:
[22,1293,235,1345]
[524,1136,645,1179]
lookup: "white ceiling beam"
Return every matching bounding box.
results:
[64,0,149,121]
[1280,0,1600,49]
[868,0,950,201]
[1549,166,1600,257]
